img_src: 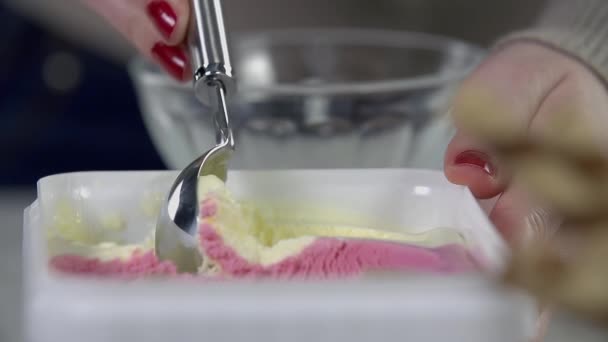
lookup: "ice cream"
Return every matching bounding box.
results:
[48,176,477,279]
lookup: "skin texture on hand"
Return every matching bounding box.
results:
[446,41,608,240]
[81,0,191,81]
[446,41,608,326]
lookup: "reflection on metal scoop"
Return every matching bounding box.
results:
[155,0,236,273]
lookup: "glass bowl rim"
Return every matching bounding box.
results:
[129,27,486,96]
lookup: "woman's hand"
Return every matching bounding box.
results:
[445,41,608,244]
[445,41,608,326]
[82,0,191,81]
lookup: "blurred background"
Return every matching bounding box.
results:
[0,0,546,186]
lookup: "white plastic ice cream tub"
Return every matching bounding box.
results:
[23,169,536,342]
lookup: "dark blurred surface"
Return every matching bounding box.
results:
[0,0,546,186]
[0,5,165,187]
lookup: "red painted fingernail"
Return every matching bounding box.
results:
[151,43,187,81]
[147,1,177,40]
[454,151,496,176]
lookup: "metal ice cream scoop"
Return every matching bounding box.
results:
[155,0,236,273]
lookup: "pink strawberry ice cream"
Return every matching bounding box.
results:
[49,176,477,280]
[51,251,178,278]
[198,226,473,279]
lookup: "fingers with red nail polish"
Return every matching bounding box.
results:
[82,0,191,81]
[444,132,506,200]
[151,42,188,81]
[445,42,608,246]
[147,1,178,40]
[144,0,189,45]
[453,151,495,176]
[144,0,191,80]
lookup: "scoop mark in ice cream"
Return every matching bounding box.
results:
[199,223,473,279]
[49,175,477,279]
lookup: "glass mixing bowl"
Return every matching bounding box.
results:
[129,29,484,170]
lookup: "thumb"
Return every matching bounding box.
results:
[444,130,507,199]
[445,42,575,198]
